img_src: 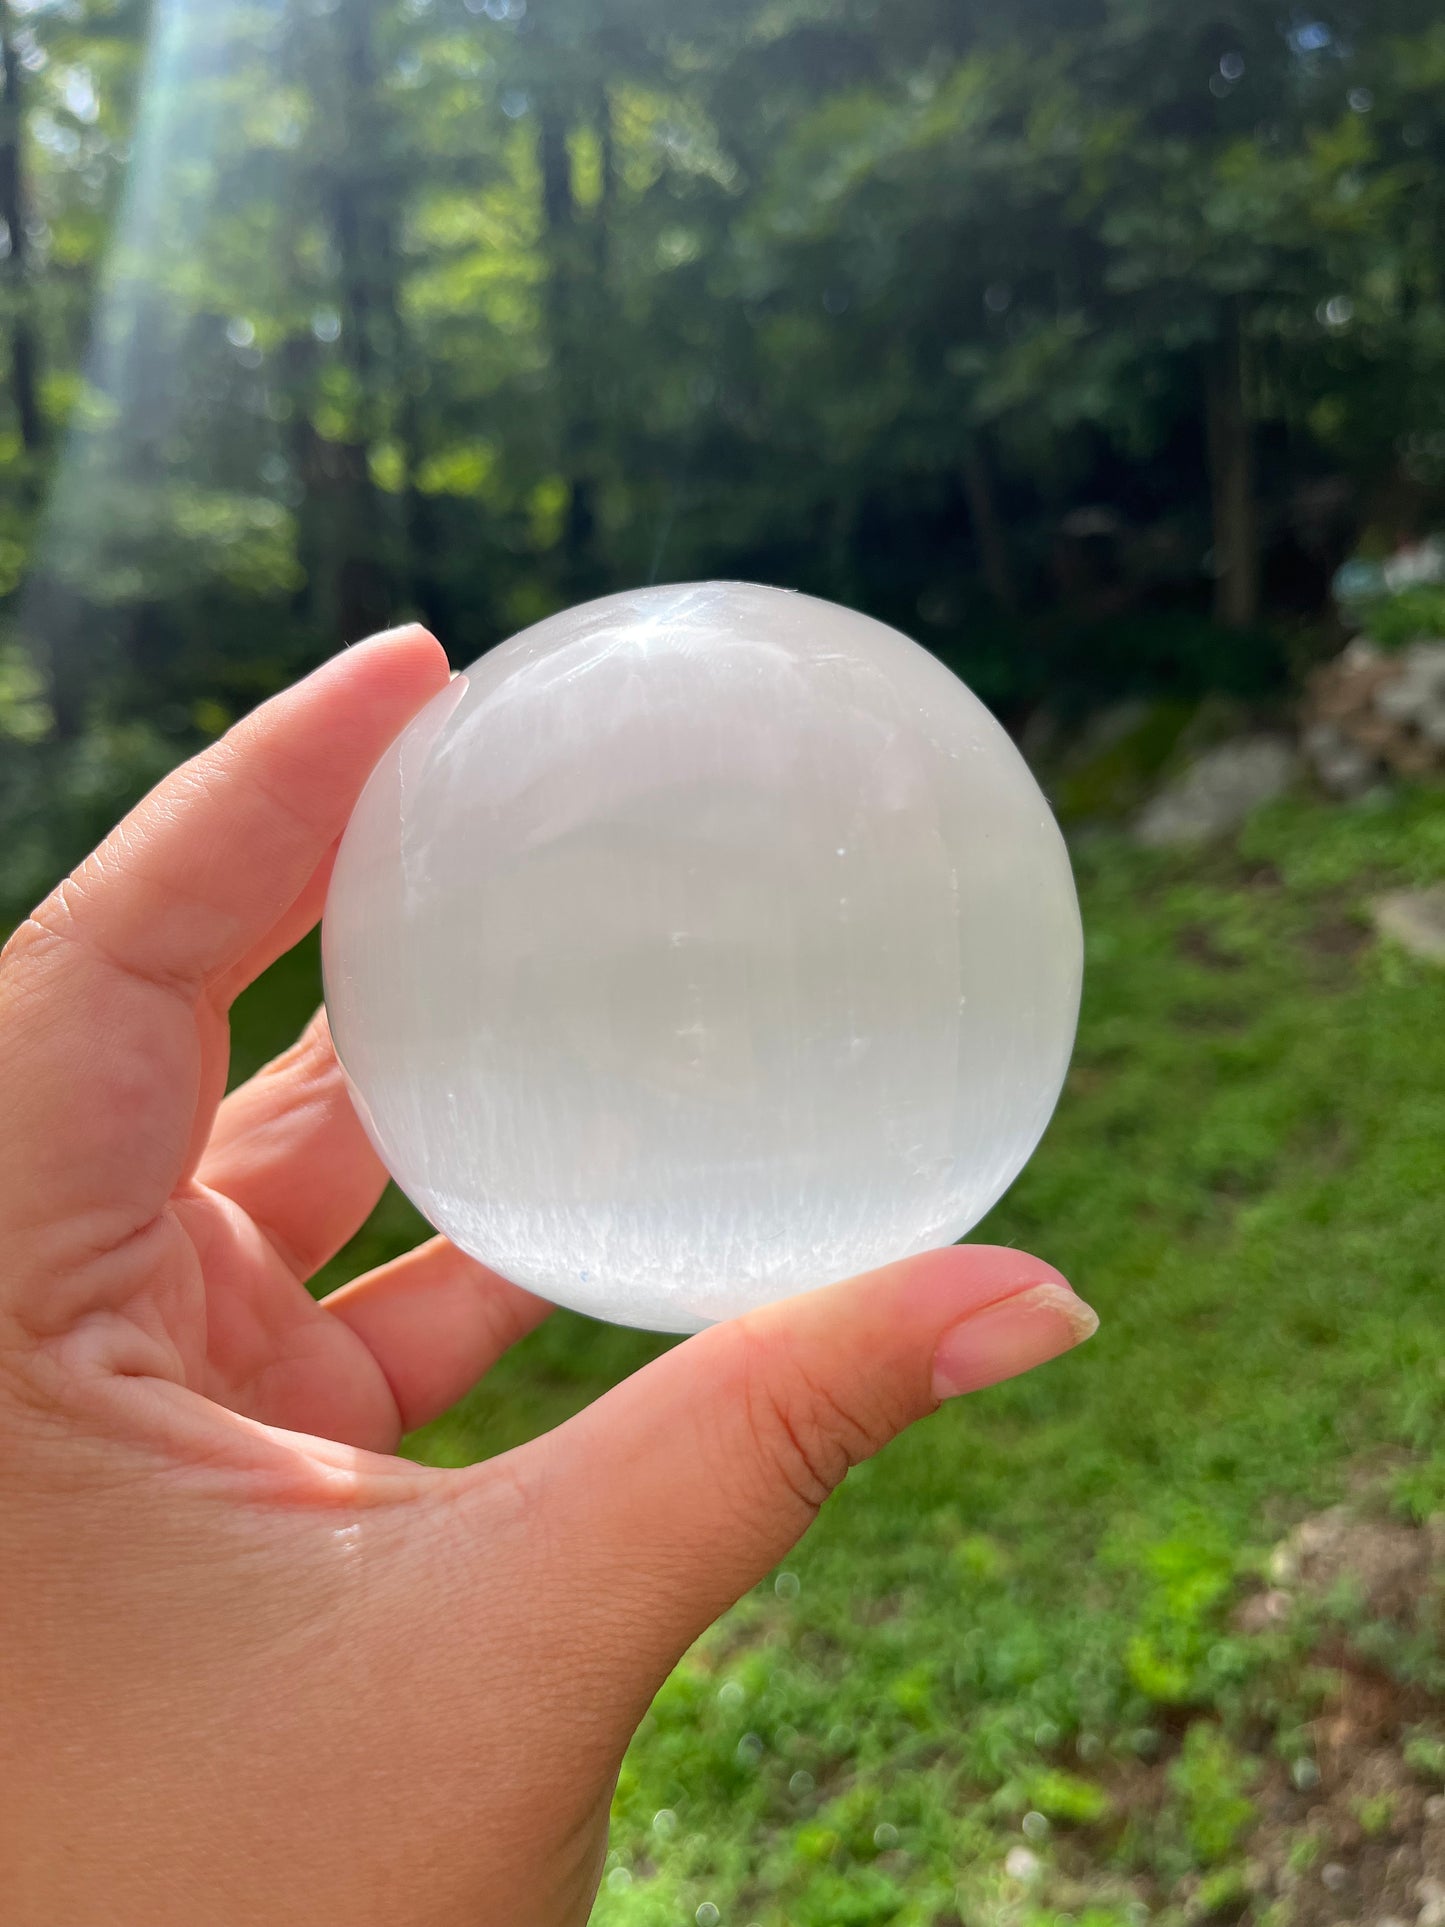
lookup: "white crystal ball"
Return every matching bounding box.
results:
[323,583,1082,1333]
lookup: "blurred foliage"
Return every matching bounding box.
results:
[0,0,1441,880]
[1363,582,1445,649]
[0,712,173,908]
[1167,1725,1260,1867]
[223,787,1445,1924]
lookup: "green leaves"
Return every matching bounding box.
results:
[1167,1724,1260,1866]
[1,0,1442,729]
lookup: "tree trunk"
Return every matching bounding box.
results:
[0,0,42,460]
[338,3,432,628]
[280,323,329,633]
[593,83,615,282]
[1206,301,1260,630]
[961,430,1018,616]
[319,0,392,642]
[373,241,435,627]
[539,96,595,594]
[0,0,67,728]
[392,348,434,626]
[27,573,90,738]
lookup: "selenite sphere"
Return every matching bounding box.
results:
[323,582,1083,1334]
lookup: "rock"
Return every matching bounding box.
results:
[1344,637,1387,668]
[1051,698,1198,823]
[1268,1507,1432,1621]
[1308,728,1381,800]
[1382,534,1445,593]
[1372,886,1445,966]
[1303,640,1445,795]
[1004,1846,1042,1882]
[1076,698,1156,759]
[1233,1587,1293,1634]
[1134,736,1296,847]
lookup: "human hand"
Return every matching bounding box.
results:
[0,627,1098,1927]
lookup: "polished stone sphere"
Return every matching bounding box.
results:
[323,583,1082,1333]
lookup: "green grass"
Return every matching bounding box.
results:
[228,789,1445,1926]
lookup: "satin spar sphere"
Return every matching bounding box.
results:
[323,583,1083,1334]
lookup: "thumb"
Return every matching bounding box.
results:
[514,1246,1097,1698]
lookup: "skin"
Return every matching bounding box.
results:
[0,626,1098,1927]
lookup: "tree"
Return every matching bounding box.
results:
[2,0,1445,767]
[0,0,43,464]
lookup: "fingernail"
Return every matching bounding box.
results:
[931,1282,1099,1401]
[351,623,433,650]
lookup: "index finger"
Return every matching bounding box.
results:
[17,626,450,998]
[0,626,450,1249]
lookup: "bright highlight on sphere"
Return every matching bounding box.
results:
[323,583,1083,1334]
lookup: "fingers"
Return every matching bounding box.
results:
[506,1246,1096,1692]
[197,1009,388,1280]
[323,1239,552,1434]
[0,629,449,1248]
